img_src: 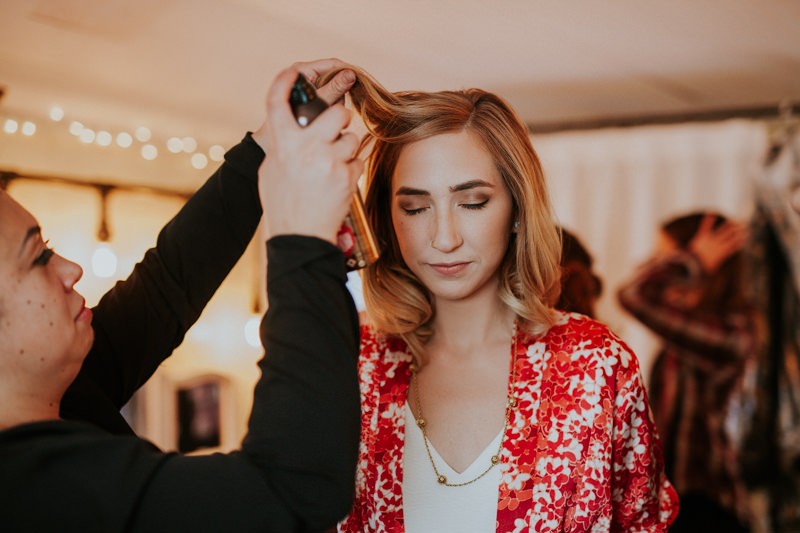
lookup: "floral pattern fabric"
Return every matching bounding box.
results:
[338,312,679,532]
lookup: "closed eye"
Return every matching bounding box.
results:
[402,206,428,216]
[461,199,489,210]
[33,242,54,266]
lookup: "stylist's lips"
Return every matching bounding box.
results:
[76,298,92,322]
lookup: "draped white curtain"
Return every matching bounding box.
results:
[533,120,769,381]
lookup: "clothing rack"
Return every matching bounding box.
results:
[527,102,800,135]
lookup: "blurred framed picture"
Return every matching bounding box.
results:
[169,374,235,454]
[122,372,238,454]
[176,377,223,453]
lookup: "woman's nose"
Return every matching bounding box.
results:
[431,210,463,252]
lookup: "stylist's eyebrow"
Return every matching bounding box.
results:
[19,226,41,258]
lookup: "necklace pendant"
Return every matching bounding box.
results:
[437,475,448,484]
[491,455,500,465]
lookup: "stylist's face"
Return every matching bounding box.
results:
[0,192,93,384]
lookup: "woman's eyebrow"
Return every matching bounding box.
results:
[449,179,494,193]
[19,226,41,258]
[395,180,495,196]
[395,186,429,197]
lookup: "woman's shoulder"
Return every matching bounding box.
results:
[527,311,640,372]
[535,310,618,340]
[358,323,413,365]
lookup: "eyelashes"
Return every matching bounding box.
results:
[33,241,54,266]
[461,199,489,211]
[401,199,490,216]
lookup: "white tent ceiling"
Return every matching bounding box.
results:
[1,0,798,178]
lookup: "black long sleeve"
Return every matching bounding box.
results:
[243,236,361,528]
[130,236,360,532]
[61,134,264,433]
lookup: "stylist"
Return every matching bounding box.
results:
[0,58,362,532]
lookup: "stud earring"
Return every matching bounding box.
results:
[512,220,520,233]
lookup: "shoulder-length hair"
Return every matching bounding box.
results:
[320,67,562,357]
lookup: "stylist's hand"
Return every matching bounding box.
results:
[252,58,356,152]
[258,64,363,244]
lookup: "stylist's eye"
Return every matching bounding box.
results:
[34,243,54,266]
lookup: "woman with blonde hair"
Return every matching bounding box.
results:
[326,67,679,532]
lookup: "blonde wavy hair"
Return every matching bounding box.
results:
[320,67,561,358]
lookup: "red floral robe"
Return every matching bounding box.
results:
[338,312,679,532]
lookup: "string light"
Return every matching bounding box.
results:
[191,153,208,170]
[181,136,197,153]
[141,144,158,160]
[79,128,96,143]
[116,132,133,148]
[167,137,183,153]
[96,131,112,147]
[2,104,228,171]
[49,106,64,121]
[135,126,151,142]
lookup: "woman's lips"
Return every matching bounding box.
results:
[430,262,469,276]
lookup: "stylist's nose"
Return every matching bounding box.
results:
[55,254,84,291]
[431,209,463,253]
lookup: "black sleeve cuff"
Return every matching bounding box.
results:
[266,235,347,283]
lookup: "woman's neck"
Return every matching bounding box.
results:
[429,297,516,357]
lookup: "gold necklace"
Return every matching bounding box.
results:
[409,320,519,487]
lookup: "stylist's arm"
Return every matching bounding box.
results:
[132,60,363,532]
[243,61,364,529]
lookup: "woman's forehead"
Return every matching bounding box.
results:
[390,131,499,192]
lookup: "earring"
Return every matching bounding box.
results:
[512,220,520,233]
